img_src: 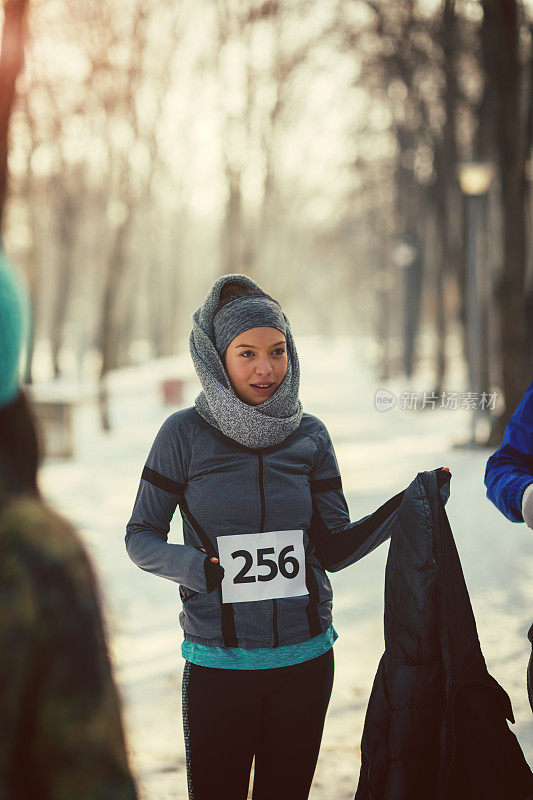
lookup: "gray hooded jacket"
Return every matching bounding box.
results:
[125,407,404,649]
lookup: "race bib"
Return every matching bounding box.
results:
[216,529,308,604]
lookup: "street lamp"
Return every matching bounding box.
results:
[457,162,494,196]
[457,160,495,444]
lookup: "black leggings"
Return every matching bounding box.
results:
[181,648,334,800]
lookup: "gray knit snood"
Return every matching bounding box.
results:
[189,273,303,450]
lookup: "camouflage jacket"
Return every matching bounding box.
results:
[0,492,138,800]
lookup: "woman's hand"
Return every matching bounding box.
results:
[200,548,219,564]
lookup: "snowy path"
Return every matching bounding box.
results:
[40,336,533,799]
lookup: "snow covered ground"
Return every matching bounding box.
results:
[39,335,533,799]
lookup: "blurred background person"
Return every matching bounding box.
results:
[0,250,138,799]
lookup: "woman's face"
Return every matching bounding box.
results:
[223,327,287,405]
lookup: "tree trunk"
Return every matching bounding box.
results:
[98,210,131,431]
[483,0,529,444]
[49,169,80,378]
[440,0,465,375]
[431,175,446,395]
[221,164,244,274]
[524,24,533,373]
[0,0,28,231]
[21,101,40,385]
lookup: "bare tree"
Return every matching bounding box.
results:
[212,0,339,280]
[346,0,450,379]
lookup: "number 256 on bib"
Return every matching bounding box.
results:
[216,529,308,604]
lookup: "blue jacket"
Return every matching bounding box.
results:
[125,407,404,649]
[484,380,533,522]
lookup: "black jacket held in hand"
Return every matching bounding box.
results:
[354,468,533,800]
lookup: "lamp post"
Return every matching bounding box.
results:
[457,160,494,444]
[391,235,421,380]
[525,159,533,372]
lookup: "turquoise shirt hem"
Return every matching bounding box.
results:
[181,625,338,670]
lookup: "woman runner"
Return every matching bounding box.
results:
[126,273,404,800]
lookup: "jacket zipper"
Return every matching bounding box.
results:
[257,452,266,532]
[257,452,279,647]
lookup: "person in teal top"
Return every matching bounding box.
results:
[127,274,403,800]
[0,250,138,799]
